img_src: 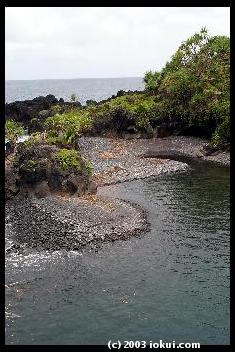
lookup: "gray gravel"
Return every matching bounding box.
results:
[6,194,149,252]
[6,135,229,252]
[77,136,190,186]
[78,136,229,181]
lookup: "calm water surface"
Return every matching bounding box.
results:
[5,77,144,104]
[5,161,230,345]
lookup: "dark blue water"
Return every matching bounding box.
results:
[5,161,230,345]
[5,77,144,104]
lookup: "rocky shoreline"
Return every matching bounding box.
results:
[77,135,229,187]
[77,136,191,186]
[6,194,150,253]
[6,135,230,254]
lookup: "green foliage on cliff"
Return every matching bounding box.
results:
[41,28,229,145]
[84,28,229,142]
[85,93,158,131]
[143,70,161,92]
[143,28,230,142]
[5,120,24,145]
[50,105,63,115]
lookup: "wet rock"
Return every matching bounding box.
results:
[5,195,149,251]
[5,142,14,157]
[5,243,21,254]
[179,125,211,138]
[200,142,230,156]
[141,124,154,139]
[116,90,125,97]
[66,174,88,196]
[5,95,59,126]
[142,149,193,163]
[38,109,51,119]
[154,121,184,138]
[34,181,50,198]
[6,142,92,200]
[110,108,135,134]
[86,100,97,106]
[126,125,138,134]
[200,143,219,156]
[5,162,19,201]
[87,180,97,194]
[89,108,136,136]
[5,95,82,132]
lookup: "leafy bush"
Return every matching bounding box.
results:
[54,149,81,172]
[45,135,58,145]
[22,132,44,148]
[84,160,93,175]
[143,28,230,142]
[211,116,230,144]
[86,100,97,106]
[86,93,159,133]
[143,70,161,91]
[45,110,92,146]
[50,105,63,115]
[26,159,37,171]
[5,120,24,145]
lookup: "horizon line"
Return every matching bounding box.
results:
[5,76,143,82]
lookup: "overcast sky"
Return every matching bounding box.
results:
[5,7,230,80]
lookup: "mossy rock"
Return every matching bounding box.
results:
[14,141,94,197]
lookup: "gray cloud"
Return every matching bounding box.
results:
[5,7,230,80]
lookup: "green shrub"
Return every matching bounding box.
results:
[50,105,63,115]
[5,120,24,144]
[22,132,44,148]
[86,93,158,131]
[143,70,161,91]
[26,159,37,171]
[143,28,230,142]
[45,135,58,145]
[211,116,230,144]
[84,160,93,175]
[54,149,82,172]
[45,110,93,146]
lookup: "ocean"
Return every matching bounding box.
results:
[5,77,144,104]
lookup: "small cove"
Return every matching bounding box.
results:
[5,160,230,345]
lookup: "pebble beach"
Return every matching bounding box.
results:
[6,136,229,253]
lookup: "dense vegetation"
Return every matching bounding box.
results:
[143,28,230,143]
[45,110,92,147]
[5,28,230,158]
[40,28,229,145]
[5,120,24,146]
